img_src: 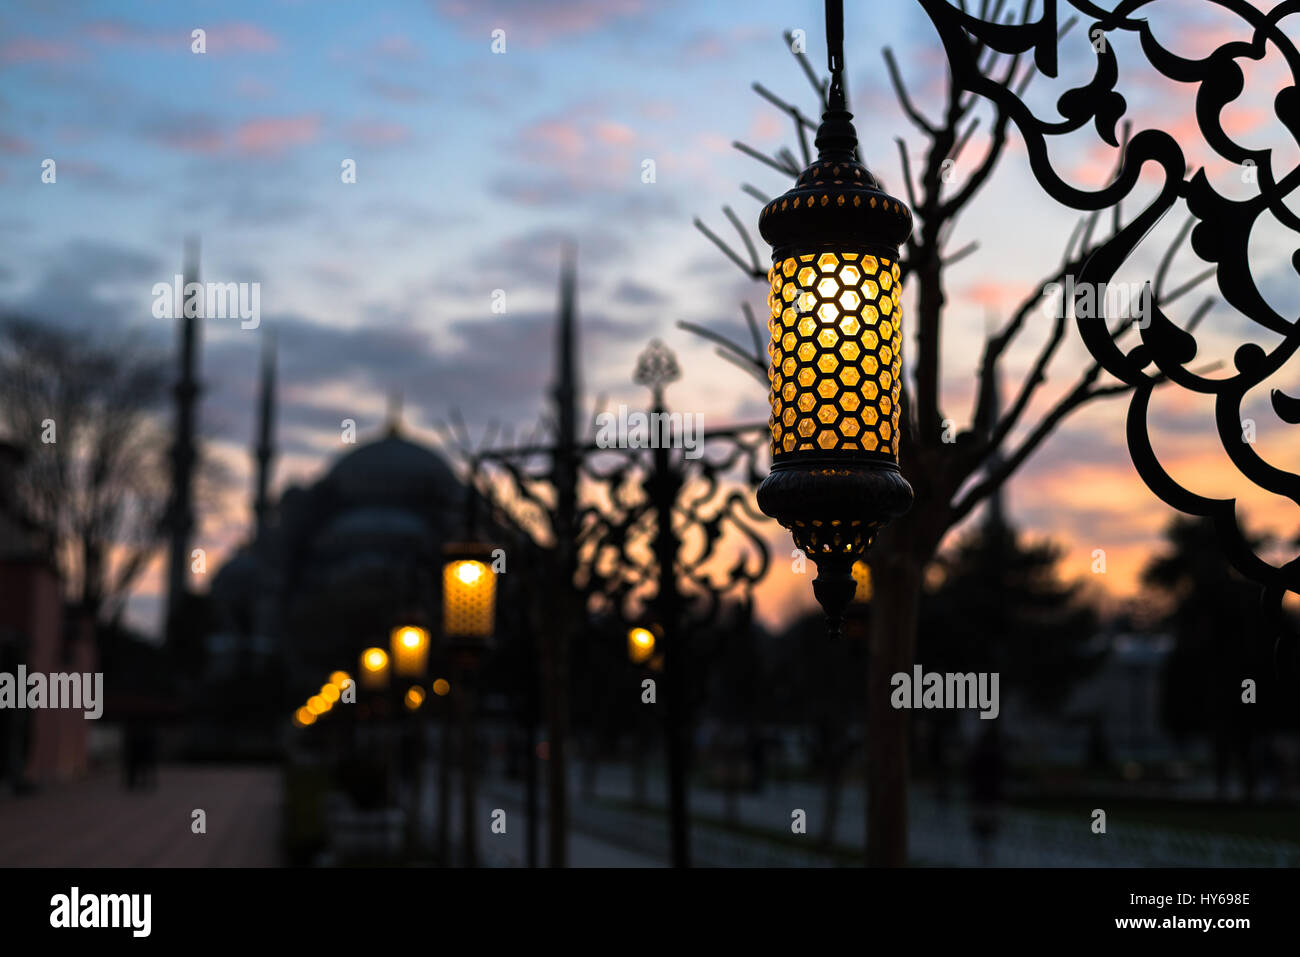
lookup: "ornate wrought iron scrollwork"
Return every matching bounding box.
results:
[468,341,772,638]
[919,0,1300,662]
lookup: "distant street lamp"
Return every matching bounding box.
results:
[755,0,913,634]
[360,647,389,690]
[442,540,498,868]
[443,546,497,640]
[852,561,873,604]
[626,626,657,664]
[391,624,431,678]
[404,686,427,712]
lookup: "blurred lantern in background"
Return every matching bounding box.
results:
[852,561,873,604]
[627,626,657,664]
[442,543,497,646]
[329,670,352,691]
[404,686,426,712]
[294,706,316,727]
[755,0,912,635]
[360,646,389,690]
[432,678,451,697]
[391,624,430,677]
[320,683,341,704]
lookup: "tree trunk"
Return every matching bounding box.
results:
[866,557,921,866]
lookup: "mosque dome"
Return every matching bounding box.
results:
[314,505,432,553]
[324,429,462,509]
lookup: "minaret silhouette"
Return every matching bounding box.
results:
[552,241,579,454]
[543,241,580,869]
[165,237,201,644]
[253,330,276,542]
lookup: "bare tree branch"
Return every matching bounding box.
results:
[895,137,920,211]
[694,216,766,279]
[883,47,938,136]
[941,240,979,267]
[676,318,766,381]
[732,140,799,177]
[784,30,828,108]
[1155,214,1195,298]
[753,81,817,165]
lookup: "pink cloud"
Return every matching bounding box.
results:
[640,100,676,122]
[156,114,320,156]
[84,21,157,46]
[748,111,783,142]
[964,279,1025,311]
[436,0,644,43]
[504,104,654,198]
[85,20,276,53]
[0,133,32,155]
[0,37,77,64]
[520,118,586,162]
[235,115,320,155]
[203,22,279,53]
[595,121,635,146]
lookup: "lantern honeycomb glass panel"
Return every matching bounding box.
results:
[443,560,496,638]
[767,252,903,457]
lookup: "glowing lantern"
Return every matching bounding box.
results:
[755,0,913,632]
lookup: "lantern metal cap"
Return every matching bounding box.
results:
[759,110,912,255]
[443,540,494,562]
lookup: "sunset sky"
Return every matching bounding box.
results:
[1,0,1297,635]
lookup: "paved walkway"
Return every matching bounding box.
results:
[0,765,282,867]
[414,764,664,867]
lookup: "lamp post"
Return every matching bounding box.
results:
[443,540,497,867]
[756,0,913,636]
[625,624,661,804]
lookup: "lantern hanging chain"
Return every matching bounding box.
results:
[825,0,846,112]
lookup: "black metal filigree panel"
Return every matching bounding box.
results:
[920,0,1300,656]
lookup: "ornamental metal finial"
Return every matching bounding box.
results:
[634,339,681,406]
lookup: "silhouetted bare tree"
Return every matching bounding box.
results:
[0,317,171,626]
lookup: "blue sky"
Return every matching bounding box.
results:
[2,0,1298,633]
